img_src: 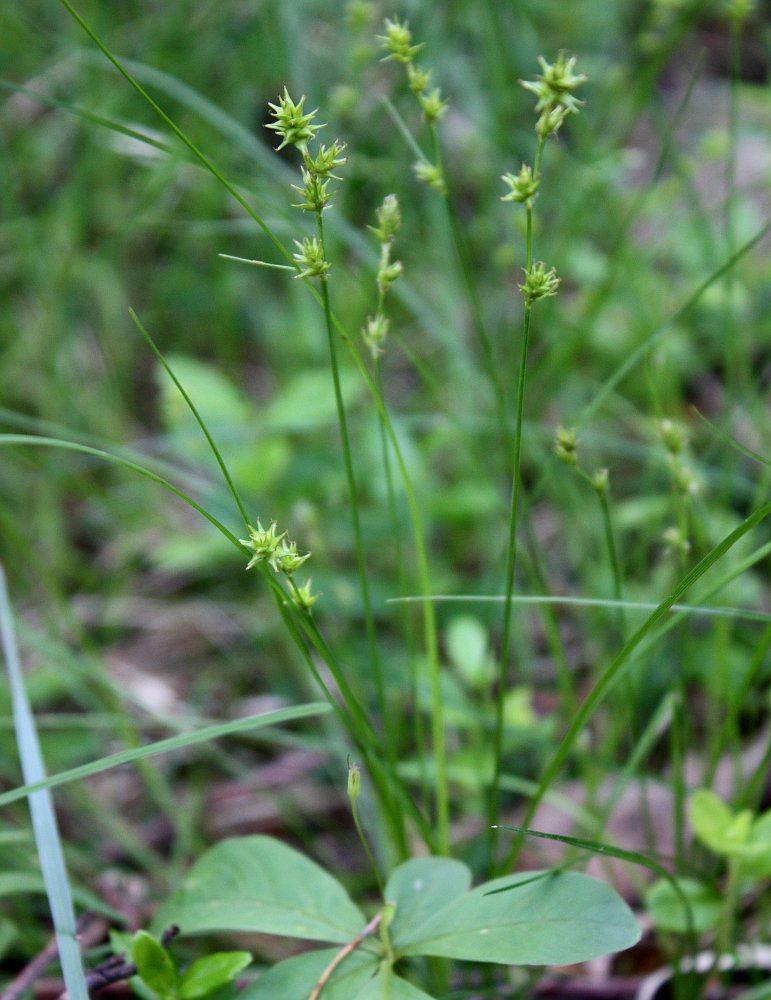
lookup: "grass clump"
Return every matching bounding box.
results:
[1,1,770,997]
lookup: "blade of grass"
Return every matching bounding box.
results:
[0,566,89,1000]
[0,702,331,809]
[506,499,771,868]
[578,219,771,425]
[129,309,250,527]
[388,593,771,625]
[0,434,245,550]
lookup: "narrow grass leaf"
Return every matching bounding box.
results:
[0,434,245,551]
[129,309,250,527]
[0,566,88,1000]
[0,703,330,808]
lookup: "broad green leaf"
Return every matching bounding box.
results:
[444,616,493,688]
[399,871,640,965]
[737,809,771,878]
[385,858,471,945]
[690,790,738,855]
[237,947,378,1000]
[354,969,436,999]
[131,931,177,997]
[153,836,366,943]
[179,952,252,999]
[644,877,721,933]
[158,354,251,433]
[263,368,365,431]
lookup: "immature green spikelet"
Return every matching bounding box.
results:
[369,193,401,243]
[520,52,586,137]
[240,519,287,572]
[519,262,560,305]
[361,194,403,359]
[413,160,446,193]
[380,17,448,128]
[293,236,331,280]
[379,17,424,64]
[501,164,540,206]
[266,87,347,290]
[554,426,578,466]
[291,578,321,610]
[240,519,310,576]
[265,89,323,153]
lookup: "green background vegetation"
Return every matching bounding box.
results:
[1,0,770,993]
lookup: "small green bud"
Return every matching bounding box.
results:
[266,88,323,153]
[345,0,376,32]
[239,519,287,572]
[291,169,332,213]
[662,526,691,559]
[501,164,540,205]
[520,52,587,115]
[554,426,578,466]
[592,467,610,495]
[377,244,403,296]
[362,313,390,358]
[347,759,361,803]
[380,17,424,65]
[519,262,560,305]
[293,236,331,280]
[669,457,699,497]
[413,159,446,194]
[535,104,571,138]
[659,418,686,455]
[305,141,347,179]
[291,578,321,610]
[406,63,431,95]
[419,87,448,124]
[380,901,397,936]
[370,194,401,244]
[276,539,311,575]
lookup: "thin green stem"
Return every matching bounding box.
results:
[315,214,387,741]
[351,796,384,895]
[488,304,531,870]
[597,486,626,637]
[488,134,545,871]
[374,363,427,811]
[503,499,771,870]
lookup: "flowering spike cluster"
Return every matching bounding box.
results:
[293,236,331,280]
[265,89,323,153]
[520,52,586,137]
[519,262,560,305]
[291,578,320,610]
[240,519,319,607]
[266,89,348,280]
[362,194,403,359]
[554,426,578,466]
[379,18,424,64]
[240,519,309,575]
[659,419,699,498]
[413,160,446,193]
[501,164,540,207]
[380,18,448,129]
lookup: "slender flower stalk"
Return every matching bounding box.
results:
[264,89,407,849]
[489,56,586,872]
